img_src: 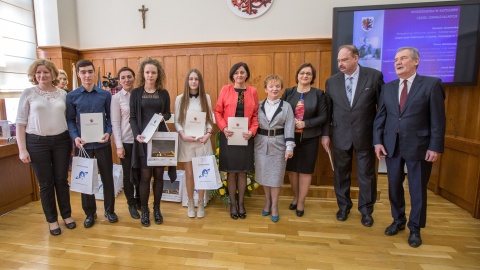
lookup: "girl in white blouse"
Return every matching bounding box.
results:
[174,69,214,218]
[16,59,75,236]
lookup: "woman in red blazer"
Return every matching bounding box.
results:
[214,62,258,220]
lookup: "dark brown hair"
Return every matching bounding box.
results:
[177,69,213,127]
[295,63,317,85]
[229,62,250,83]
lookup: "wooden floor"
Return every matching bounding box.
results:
[0,175,479,270]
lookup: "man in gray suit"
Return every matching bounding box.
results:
[321,45,384,226]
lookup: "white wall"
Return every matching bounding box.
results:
[36,0,458,50]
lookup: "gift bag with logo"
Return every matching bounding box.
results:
[70,147,99,195]
[192,147,222,190]
[147,119,178,166]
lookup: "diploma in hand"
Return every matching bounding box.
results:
[184,111,206,138]
[80,113,104,143]
[141,114,164,143]
[227,117,248,146]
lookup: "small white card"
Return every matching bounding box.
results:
[141,113,164,143]
[227,117,248,146]
[184,111,206,138]
[80,113,104,143]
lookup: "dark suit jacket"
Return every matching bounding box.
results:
[322,66,384,150]
[282,87,327,139]
[373,74,446,161]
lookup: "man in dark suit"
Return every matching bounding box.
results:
[321,45,384,227]
[373,47,446,248]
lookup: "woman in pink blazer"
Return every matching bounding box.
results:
[214,62,258,220]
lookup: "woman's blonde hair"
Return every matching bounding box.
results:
[27,59,60,86]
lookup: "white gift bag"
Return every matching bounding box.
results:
[70,147,99,195]
[192,147,222,190]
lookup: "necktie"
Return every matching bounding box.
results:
[346,77,353,106]
[399,80,408,111]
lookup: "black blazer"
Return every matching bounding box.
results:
[322,65,384,150]
[282,86,327,139]
[373,74,446,161]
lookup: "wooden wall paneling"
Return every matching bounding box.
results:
[273,52,288,84]
[103,59,115,79]
[115,58,128,75]
[203,55,218,110]
[288,52,305,88]
[319,51,332,88]
[216,54,230,96]
[0,99,6,120]
[127,58,140,76]
[176,55,190,97]
[163,56,177,112]
[189,55,204,74]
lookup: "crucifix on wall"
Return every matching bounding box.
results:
[138,5,149,29]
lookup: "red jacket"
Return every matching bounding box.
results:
[214,84,259,135]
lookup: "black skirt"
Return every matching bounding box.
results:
[286,133,319,174]
[219,132,254,173]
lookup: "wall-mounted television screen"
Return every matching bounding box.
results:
[332,0,480,86]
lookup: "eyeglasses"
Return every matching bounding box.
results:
[299,72,313,77]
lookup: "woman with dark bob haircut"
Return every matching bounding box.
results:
[214,62,259,220]
[281,63,327,217]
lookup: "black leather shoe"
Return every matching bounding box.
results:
[361,214,374,227]
[64,218,76,229]
[296,209,304,217]
[84,214,97,228]
[289,203,297,210]
[128,205,140,219]
[153,206,163,224]
[49,222,61,236]
[408,231,422,248]
[384,222,406,236]
[336,209,350,221]
[104,212,118,223]
[141,206,150,227]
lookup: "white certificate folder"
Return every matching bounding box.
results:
[80,113,104,143]
[141,114,164,143]
[227,117,248,146]
[184,111,206,138]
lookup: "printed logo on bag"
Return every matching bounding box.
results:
[75,171,89,180]
[199,168,210,178]
[236,123,239,127]
[90,119,93,123]
[194,117,197,121]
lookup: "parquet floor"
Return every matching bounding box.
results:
[0,175,479,269]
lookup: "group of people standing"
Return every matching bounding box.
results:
[16,44,445,248]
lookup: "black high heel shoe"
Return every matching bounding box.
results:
[230,204,238,220]
[289,203,297,210]
[49,222,61,236]
[238,203,246,219]
[64,217,76,229]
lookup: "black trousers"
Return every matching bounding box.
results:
[333,145,377,215]
[26,131,72,223]
[120,143,140,206]
[77,145,115,215]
